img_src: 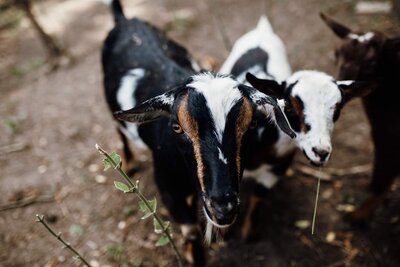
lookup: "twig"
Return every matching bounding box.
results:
[0,142,28,155]
[35,214,92,267]
[95,144,184,267]
[311,167,322,235]
[324,164,372,176]
[295,163,372,181]
[0,195,54,212]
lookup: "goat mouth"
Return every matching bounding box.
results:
[202,207,235,228]
[302,149,328,167]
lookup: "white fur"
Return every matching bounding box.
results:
[117,69,147,149]
[243,164,279,189]
[102,0,113,5]
[217,147,228,164]
[154,93,174,106]
[219,15,291,82]
[189,73,241,143]
[180,224,198,240]
[275,131,296,157]
[336,80,355,86]
[288,70,342,164]
[348,32,374,43]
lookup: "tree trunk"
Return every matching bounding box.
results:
[16,0,71,68]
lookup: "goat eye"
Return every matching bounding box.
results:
[172,123,183,133]
[249,120,258,129]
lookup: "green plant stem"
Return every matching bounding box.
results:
[36,215,92,267]
[96,144,183,267]
[311,167,322,235]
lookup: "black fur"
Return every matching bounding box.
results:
[102,2,294,265]
[231,48,269,77]
[322,13,400,221]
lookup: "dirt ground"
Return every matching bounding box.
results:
[1,0,399,266]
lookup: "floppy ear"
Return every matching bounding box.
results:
[320,12,352,39]
[246,72,285,98]
[114,91,175,123]
[336,80,375,103]
[239,85,296,139]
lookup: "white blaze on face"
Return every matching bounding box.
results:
[188,73,242,143]
[288,71,342,164]
[217,147,228,164]
[116,68,148,149]
[348,32,374,43]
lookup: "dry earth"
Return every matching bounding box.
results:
[0,0,399,266]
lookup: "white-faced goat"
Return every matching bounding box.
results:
[220,15,372,238]
[102,1,295,266]
[321,13,399,224]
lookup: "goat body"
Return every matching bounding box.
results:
[321,13,400,222]
[101,1,295,265]
[222,15,372,238]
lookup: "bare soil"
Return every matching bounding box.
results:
[0,0,399,266]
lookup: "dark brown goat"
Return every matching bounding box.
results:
[321,13,400,223]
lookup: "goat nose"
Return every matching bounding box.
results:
[312,147,330,161]
[210,194,238,214]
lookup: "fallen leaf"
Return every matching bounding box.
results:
[295,220,310,229]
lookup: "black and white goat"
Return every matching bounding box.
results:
[101,1,295,265]
[220,15,371,238]
[321,13,399,223]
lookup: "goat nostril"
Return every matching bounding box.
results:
[210,197,237,214]
[312,147,330,161]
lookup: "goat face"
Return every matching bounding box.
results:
[320,13,387,80]
[115,73,295,227]
[247,71,370,166]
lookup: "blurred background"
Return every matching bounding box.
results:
[0,0,399,266]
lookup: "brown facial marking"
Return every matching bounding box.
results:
[235,97,253,178]
[290,96,309,133]
[177,94,206,193]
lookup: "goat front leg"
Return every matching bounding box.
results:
[159,192,205,267]
[117,127,140,176]
[242,166,279,240]
[180,223,205,267]
[349,149,398,224]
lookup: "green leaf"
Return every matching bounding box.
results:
[114,181,130,193]
[153,218,170,234]
[295,220,310,229]
[139,198,157,219]
[153,218,164,234]
[110,152,122,166]
[148,198,157,212]
[103,158,112,171]
[103,152,122,171]
[155,234,170,247]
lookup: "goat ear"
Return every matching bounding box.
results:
[239,85,296,139]
[337,80,375,103]
[246,72,285,98]
[320,12,352,39]
[114,91,174,123]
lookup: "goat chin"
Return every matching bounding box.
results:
[205,220,214,245]
[202,208,232,245]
